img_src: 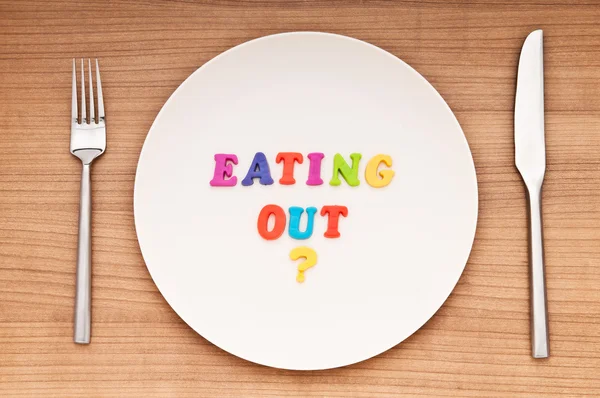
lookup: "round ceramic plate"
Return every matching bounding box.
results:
[134,32,478,370]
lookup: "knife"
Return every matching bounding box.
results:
[515,29,550,358]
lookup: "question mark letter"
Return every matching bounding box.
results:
[289,246,318,283]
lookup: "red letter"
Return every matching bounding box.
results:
[257,205,286,240]
[320,205,348,238]
[276,152,303,185]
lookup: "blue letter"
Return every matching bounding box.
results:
[288,207,317,240]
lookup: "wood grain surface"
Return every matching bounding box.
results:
[1,0,600,396]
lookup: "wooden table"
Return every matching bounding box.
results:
[1,0,599,396]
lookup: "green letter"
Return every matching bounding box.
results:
[329,153,362,187]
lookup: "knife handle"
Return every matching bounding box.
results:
[526,185,549,358]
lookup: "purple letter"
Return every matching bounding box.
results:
[241,152,274,186]
[209,154,238,187]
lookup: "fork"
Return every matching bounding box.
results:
[71,59,106,344]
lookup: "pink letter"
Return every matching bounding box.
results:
[209,154,238,186]
[306,152,324,186]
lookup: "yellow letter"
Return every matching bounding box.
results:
[365,154,394,188]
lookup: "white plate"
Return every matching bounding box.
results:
[134,32,478,370]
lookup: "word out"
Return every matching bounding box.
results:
[257,205,348,240]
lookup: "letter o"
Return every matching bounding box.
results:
[257,204,286,240]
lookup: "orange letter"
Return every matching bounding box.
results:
[320,206,349,238]
[276,152,303,185]
[257,205,286,240]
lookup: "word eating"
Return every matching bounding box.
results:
[209,152,395,188]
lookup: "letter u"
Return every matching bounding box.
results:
[288,207,317,240]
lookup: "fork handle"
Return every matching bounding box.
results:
[526,185,549,358]
[74,163,92,344]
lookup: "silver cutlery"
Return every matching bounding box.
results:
[70,59,106,344]
[515,30,549,358]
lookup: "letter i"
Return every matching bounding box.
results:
[306,153,324,186]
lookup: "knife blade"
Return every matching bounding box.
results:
[515,29,550,359]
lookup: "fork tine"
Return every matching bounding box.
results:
[80,59,87,124]
[95,59,105,120]
[72,59,78,122]
[88,59,95,123]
